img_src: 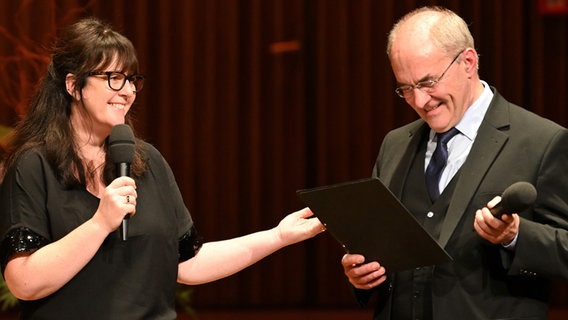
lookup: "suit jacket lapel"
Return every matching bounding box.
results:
[438,90,511,248]
[383,121,430,197]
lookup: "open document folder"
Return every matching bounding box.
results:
[297,177,452,272]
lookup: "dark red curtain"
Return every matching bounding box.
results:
[1,0,567,313]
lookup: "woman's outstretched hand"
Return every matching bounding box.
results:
[275,207,326,245]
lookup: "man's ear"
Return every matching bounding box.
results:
[65,73,79,100]
[462,48,479,76]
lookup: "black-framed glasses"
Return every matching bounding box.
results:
[394,49,464,99]
[88,71,145,92]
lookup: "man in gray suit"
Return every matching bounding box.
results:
[341,6,568,320]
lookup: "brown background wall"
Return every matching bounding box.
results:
[0,0,567,317]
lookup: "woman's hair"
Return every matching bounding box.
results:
[386,6,475,58]
[3,17,146,187]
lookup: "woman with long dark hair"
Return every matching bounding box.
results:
[0,18,323,319]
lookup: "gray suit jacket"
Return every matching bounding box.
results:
[364,89,568,319]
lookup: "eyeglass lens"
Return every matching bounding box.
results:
[108,72,144,92]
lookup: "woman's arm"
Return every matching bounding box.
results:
[5,218,109,300]
[177,208,323,285]
[3,177,137,300]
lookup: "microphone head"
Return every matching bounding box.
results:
[500,181,537,213]
[109,124,135,164]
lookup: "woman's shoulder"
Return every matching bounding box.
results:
[138,140,170,169]
[139,140,162,159]
[10,146,47,169]
[2,145,49,184]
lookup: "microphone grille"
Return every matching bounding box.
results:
[501,181,537,213]
[109,124,135,164]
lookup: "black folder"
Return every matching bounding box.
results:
[297,177,452,272]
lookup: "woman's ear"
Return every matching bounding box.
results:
[65,73,79,100]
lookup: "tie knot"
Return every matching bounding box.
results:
[436,127,459,145]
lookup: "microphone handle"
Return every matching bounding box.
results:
[117,162,131,241]
[118,162,130,177]
[489,202,505,219]
[120,216,130,241]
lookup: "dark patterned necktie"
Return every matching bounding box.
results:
[425,127,459,201]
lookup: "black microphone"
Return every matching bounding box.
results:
[109,124,136,241]
[490,181,537,219]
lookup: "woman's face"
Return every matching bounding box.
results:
[69,58,137,141]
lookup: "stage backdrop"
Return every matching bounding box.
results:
[0,0,567,313]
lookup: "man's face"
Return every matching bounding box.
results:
[390,47,472,133]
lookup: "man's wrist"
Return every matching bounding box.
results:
[501,233,518,249]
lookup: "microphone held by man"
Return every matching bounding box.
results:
[489,181,537,219]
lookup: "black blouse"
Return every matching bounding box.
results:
[0,142,201,320]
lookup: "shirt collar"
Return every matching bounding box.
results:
[453,80,493,141]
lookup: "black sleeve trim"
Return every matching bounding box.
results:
[178,225,203,263]
[1,227,49,273]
